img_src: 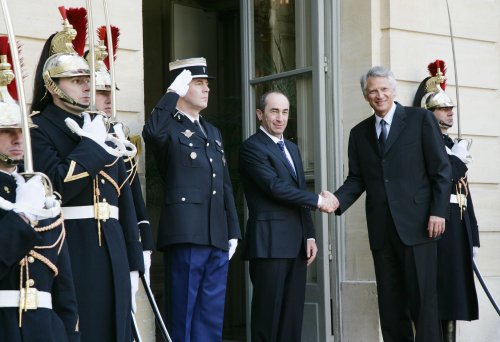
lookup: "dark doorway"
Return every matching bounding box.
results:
[142,0,245,340]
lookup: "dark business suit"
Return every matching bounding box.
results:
[143,91,241,342]
[240,128,317,342]
[334,103,451,341]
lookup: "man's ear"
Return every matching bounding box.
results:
[256,109,263,122]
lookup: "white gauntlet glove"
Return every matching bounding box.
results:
[228,239,238,260]
[13,175,61,222]
[143,250,152,286]
[65,113,123,158]
[451,139,472,164]
[130,271,139,313]
[111,123,137,158]
[167,69,192,97]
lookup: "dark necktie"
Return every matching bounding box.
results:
[378,119,387,152]
[277,141,296,177]
[194,120,207,138]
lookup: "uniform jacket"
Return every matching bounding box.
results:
[334,103,451,250]
[31,104,143,341]
[239,129,316,259]
[143,92,241,251]
[437,136,479,320]
[0,172,79,342]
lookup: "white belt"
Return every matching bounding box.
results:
[450,194,467,207]
[0,290,52,309]
[62,204,119,220]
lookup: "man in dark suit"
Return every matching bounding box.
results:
[143,57,241,342]
[330,66,451,341]
[239,91,333,342]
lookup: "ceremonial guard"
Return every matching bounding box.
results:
[143,58,241,341]
[29,7,143,341]
[413,60,479,341]
[0,36,79,341]
[92,25,153,283]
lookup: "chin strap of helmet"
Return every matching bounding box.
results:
[42,71,89,109]
[0,153,21,166]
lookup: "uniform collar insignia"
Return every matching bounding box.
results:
[182,130,195,138]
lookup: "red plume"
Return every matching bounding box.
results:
[97,25,120,69]
[66,7,87,56]
[58,6,67,20]
[427,59,447,90]
[0,35,23,101]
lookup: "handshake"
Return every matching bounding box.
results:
[318,191,339,214]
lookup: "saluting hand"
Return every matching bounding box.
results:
[167,69,192,97]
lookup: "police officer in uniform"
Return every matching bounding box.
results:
[0,42,80,341]
[413,60,479,341]
[29,9,143,342]
[143,58,241,341]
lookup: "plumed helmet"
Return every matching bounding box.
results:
[41,7,90,109]
[414,60,455,110]
[0,37,36,130]
[93,26,120,91]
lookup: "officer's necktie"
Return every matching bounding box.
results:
[194,120,207,138]
[277,141,296,177]
[378,119,387,152]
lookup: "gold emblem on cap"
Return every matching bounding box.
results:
[3,186,9,194]
[190,152,197,160]
[182,130,195,138]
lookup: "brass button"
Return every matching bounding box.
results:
[181,197,186,202]
[101,179,105,184]
[212,190,217,195]
[27,279,35,286]
[28,256,35,263]
[213,173,216,178]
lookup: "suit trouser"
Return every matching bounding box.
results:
[164,245,229,342]
[249,254,307,342]
[372,218,440,342]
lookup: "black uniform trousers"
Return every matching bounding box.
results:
[372,209,439,342]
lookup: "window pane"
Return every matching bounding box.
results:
[254,0,311,77]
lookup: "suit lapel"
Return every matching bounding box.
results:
[384,104,407,153]
[257,130,298,182]
[366,115,382,156]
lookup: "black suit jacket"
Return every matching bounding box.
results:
[239,129,317,259]
[334,103,451,250]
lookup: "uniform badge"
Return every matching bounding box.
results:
[182,130,195,138]
[190,152,197,160]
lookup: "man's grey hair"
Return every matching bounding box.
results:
[359,66,397,96]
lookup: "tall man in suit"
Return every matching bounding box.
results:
[143,57,241,342]
[329,66,451,341]
[239,91,333,341]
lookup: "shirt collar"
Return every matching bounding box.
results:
[374,101,396,126]
[175,108,200,123]
[260,126,283,144]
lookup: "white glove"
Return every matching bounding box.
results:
[113,122,127,141]
[473,246,479,260]
[14,175,45,223]
[228,239,238,260]
[451,139,472,164]
[167,69,192,97]
[130,271,139,313]
[82,112,107,144]
[143,251,152,286]
[66,113,123,158]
